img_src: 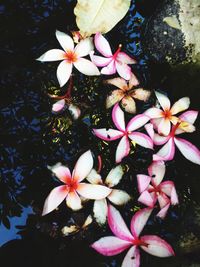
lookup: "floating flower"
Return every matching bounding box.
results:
[93,104,153,163]
[92,205,175,267]
[52,99,81,120]
[90,32,136,80]
[137,161,179,219]
[42,150,111,215]
[86,166,130,225]
[37,30,100,87]
[145,91,190,136]
[105,75,151,113]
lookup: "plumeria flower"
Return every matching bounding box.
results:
[145,91,190,136]
[137,161,179,219]
[145,111,200,165]
[86,166,130,225]
[37,30,100,87]
[92,205,175,267]
[42,150,111,215]
[105,75,151,114]
[52,99,81,120]
[93,103,153,163]
[90,32,136,80]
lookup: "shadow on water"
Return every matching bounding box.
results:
[0,1,200,266]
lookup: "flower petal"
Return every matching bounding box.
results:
[137,175,151,193]
[42,185,68,216]
[138,191,155,207]
[130,208,153,238]
[52,99,66,113]
[90,52,112,67]
[36,49,66,62]
[179,110,198,124]
[56,60,72,87]
[170,97,190,115]
[121,96,137,114]
[174,137,200,165]
[108,204,134,241]
[94,33,113,57]
[91,236,131,256]
[122,246,140,267]
[108,189,131,205]
[144,123,154,140]
[72,150,94,181]
[128,73,140,88]
[158,118,171,136]
[93,128,124,141]
[105,165,124,187]
[75,37,94,57]
[66,190,82,210]
[116,136,130,163]
[154,133,170,146]
[86,169,103,185]
[77,183,111,199]
[141,235,175,257]
[93,199,108,225]
[106,77,128,90]
[127,114,150,132]
[144,107,163,119]
[68,104,81,120]
[106,89,124,109]
[148,161,165,186]
[154,138,175,161]
[156,203,170,219]
[128,132,153,149]
[157,193,170,209]
[112,103,126,131]
[115,61,132,80]
[56,30,74,51]
[50,164,72,183]
[117,52,136,64]
[74,58,100,76]
[155,91,171,111]
[132,88,151,102]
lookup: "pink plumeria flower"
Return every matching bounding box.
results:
[145,91,190,136]
[93,103,153,163]
[92,205,175,267]
[145,111,200,165]
[37,30,100,87]
[86,166,130,225]
[137,161,179,219]
[90,32,136,80]
[105,75,151,114]
[52,99,81,120]
[42,150,111,215]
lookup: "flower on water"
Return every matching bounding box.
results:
[145,91,190,136]
[86,166,130,225]
[90,33,136,80]
[105,75,151,114]
[42,150,111,215]
[93,103,153,163]
[91,205,175,267]
[37,30,100,88]
[145,110,200,165]
[52,99,81,120]
[137,161,179,219]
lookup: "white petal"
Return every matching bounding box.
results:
[115,61,132,80]
[36,49,66,62]
[74,58,100,76]
[66,191,82,210]
[93,199,108,225]
[170,97,190,115]
[105,165,124,187]
[56,60,72,87]
[112,103,126,131]
[94,32,113,57]
[158,118,171,136]
[122,246,140,267]
[86,169,103,184]
[108,189,131,205]
[75,37,94,57]
[116,136,130,163]
[77,183,111,199]
[56,30,74,52]
[155,91,171,111]
[106,89,124,109]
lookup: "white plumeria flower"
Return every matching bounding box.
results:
[86,166,131,225]
[37,30,100,87]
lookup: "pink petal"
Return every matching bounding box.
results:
[90,52,112,67]
[74,37,94,57]
[42,185,68,216]
[121,96,137,114]
[154,133,170,146]
[171,186,179,205]
[115,136,130,163]
[157,193,170,209]
[36,49,66,62]
[154,138,175,161]
[128,132,153,149]
[108,189,131,205]
[159,181,174,197]
[117,52,136,64]
[55,30,74,52]
[91,236,132,256]
[93,128,123,141]
[50,164,72,183]
[93,199,108,225]
[56,60,72,87]
[105,165,124,187]
[158,118,171,136]
[52,99,66,113]
[115,61,132,80]
[122,246,140,267]
[74,58,100,76]
[77,183,111,199]
[66,190,82,210]
[129,72,140,87]
[151,118,162,131]
[72,150,93,181]
[94,33,113,57]
[132,88,151,102]
[179,110,198,124]
[68,104,81,120]
[101,60,116,75]
[148,161,165,186]
[138,191,155,207]
[130,208,153,238]
[137,175,151,193]
[174,137,200,165]
[144,123,154,140]
[108,204,134,241]
[155,91,171,111]
[127,114,150,132]
[112,103,126,131]
[156,203,170,219]
[141,235,175,257]
[170,97,190,115]
[106,89,124,109]
[144,107,163,119]
[105,77,128,90]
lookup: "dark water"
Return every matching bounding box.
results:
[0,1,200,266]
